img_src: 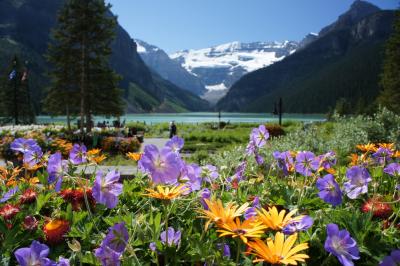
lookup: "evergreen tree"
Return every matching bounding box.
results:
[0,56,35,124]
[378,9,400,113]
[46,0,124,133]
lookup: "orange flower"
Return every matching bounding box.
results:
[378,143,395,151]
[0,166,22,180]
[356,143,377,153]
[394,151,400,158]
[256,206,303,231]
[127,152,142,161]
[43,219,70,244]
[217,218,267,243]
[198,199,249,229]
[143,184,188,201]
[91,154,107,164]
[247,232,309,265]
[87,148,101,156]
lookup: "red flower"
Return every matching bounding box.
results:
[0,204,20,220]
[43,219,70,244]
[361,198,393,218]
[23,216,38,231]
[19,189,37,204]
[60,188,95,211]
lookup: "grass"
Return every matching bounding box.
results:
[101,154,136,166]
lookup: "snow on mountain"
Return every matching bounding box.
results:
[135,39,206,96]
[170,41,298,102]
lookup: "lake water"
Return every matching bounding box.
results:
[36,112,326,124]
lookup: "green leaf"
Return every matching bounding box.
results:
[35,193,52,214]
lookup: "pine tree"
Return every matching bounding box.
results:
[378,9,400,113]
[0,56,35,124]
[46,0,124,133]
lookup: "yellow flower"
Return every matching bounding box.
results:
[356,143,377,153]
[256,206,303,231]
[378,143,395,151]
[247,232,309,265]
[198,199,249,229]
[394,150,400,158]
[91,154,107,164]
[87,149,101,156]
[217,218,267,243]
[143,184,188,200]
[126,152,142,161]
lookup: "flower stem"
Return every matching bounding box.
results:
[236,238,242,264]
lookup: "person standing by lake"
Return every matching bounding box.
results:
[169,121,177,138]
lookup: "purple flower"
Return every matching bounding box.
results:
[318,151,337,171]
[250,196,261,209]
[92,170,123,208]
[0,186,19,203]
[165,136,184,153]
[282,216,313,235]
[324,223,360,266]
[14,240,54,266]
[138,145,182,184]
[201,165,219,183]
[231,161,247,182]
[295,151,319,176]
[380,250,400,266]
[273,151,293,176]
[10,138,40,154]
[94,245,121,266]
[101,223,129,253]
[254,152,264,165]
[245,140,256,156]
[57,257,70,266]
[180,163,202,193]
[373,148,393,165]
[316,174,342,206]
[69,144,87,164]
[217,243,231,258]
[344,166,372,199]
[384,163,400,177]
[199,188,211,210]
[160,227,181,247]
[47,152,68,191]
[244,207,257,220]
[250,125,269,148]
[149,242,157,252]
[23,147,43,167]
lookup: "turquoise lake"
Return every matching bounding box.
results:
[36,113,326,124]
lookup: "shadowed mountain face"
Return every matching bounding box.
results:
[217,1,395,114]
[136,39,207,96]
[0,0,208,113]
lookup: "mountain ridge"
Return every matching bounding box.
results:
[217,2,395,113]
[0,0,208,113]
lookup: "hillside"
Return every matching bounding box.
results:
[217,1,395,113]
[0,0,208,113]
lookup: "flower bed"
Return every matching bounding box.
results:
[0,125,399,265]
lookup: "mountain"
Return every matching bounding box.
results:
[217,1,395,113]
[170,41,298,104]
[0,0,208,113]
[136,39,206,96]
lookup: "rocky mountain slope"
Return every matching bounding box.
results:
[217,1,395,113]
[170,41,298,103]
[0,0,208,113]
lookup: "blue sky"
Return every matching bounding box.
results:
[107,0,398,53]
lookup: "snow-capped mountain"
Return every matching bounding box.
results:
[136,39,206,96]
[170,41,298,103]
